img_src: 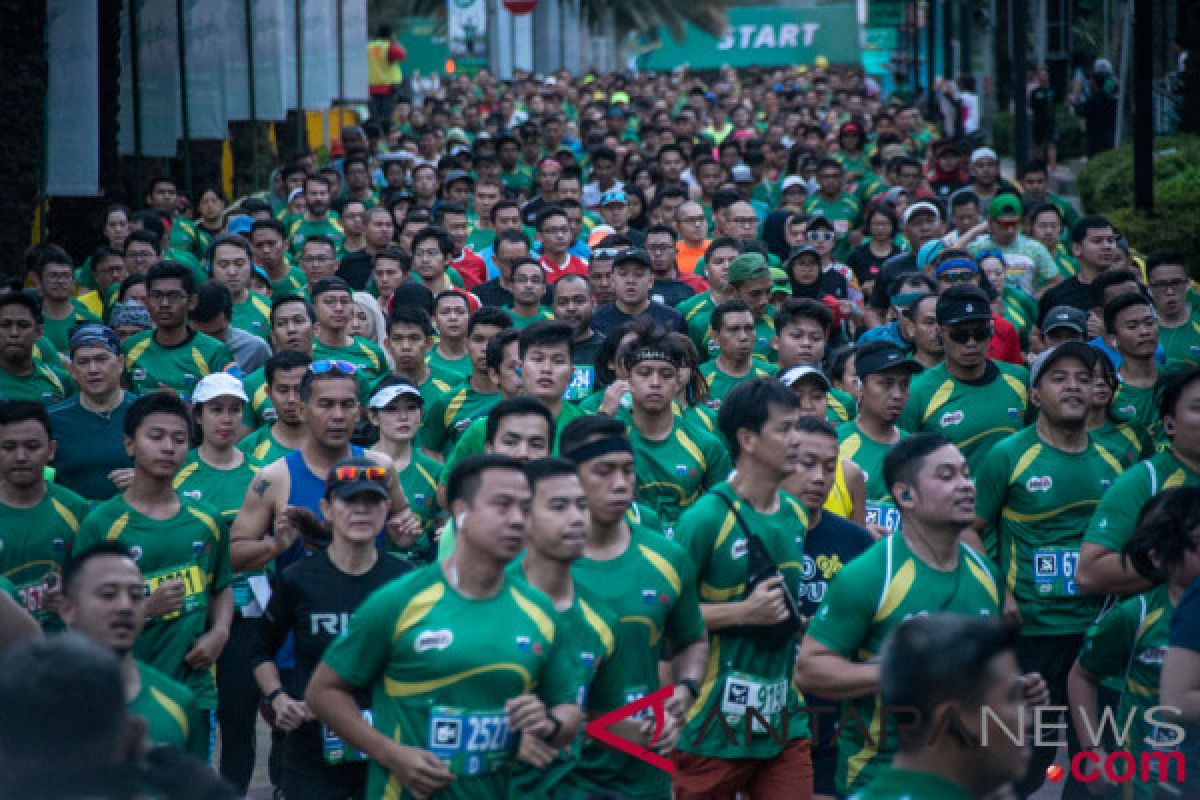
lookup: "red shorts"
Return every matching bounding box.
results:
[672,737,814,800]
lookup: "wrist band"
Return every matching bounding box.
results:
[679,679,700,699]
[266,688,285,705]
[542,713,563,741]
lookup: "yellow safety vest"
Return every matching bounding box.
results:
[367,39,402,87]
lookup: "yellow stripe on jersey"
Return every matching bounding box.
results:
[1001,374,1028,402]
[191,348,208,374]
[415,463,438,488]
[685,638,722,723]
[172,462,201,490]
[357,341,381,371]
[963,547,1000,607]
[251,295,270,316]
[385,663,533,697]
[874,559,917,622]
[1138,606,1166,642]
[675,429,707,473]
[253,439,272,462]
[50,498,80,532]
[432,378,451,394]
[187,507,222,541]
[1164,468,1187,490]
[1126,678,1157,698]
[840,432,863,460]
[828,394,850,423]
[1092,442,1124,475]
[922,380,956,423]
[712,509,738,551]
[39,365,64,394]
[126,337,152,364]
[444,389,467,428]
[639,544,682,595]
[509,585,556,644]
[1006,537,1019,593]
[700,582,744,602]
[784,496,810,527]
[846,694,886,787]
[620,615,661,646]
[1002,498,1099,524]
[1118,424,1141,452]
[956,426,1019,451]
[106,512,131,541]
[578,597,615,657]
[393,582,444,642]
[149,687,190,741]
[1009,444,1043,482]
[253,384,268,409]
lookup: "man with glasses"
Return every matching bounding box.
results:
[968,195,1059,296]
[298,235,340,285]
[288,174,345,260]
[674,201,711,275]
[899,285,1030,475]
[535,206,588,284]
[1147,251,1200,366]
[722,200,761,242]
[122,262,233,401]
[27,246,100,356]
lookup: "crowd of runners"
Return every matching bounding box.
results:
[0,60,1198,800]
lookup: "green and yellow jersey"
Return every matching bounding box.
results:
[312,335,390,395]
[827,387,859,426]
[287,215,345,260]
[0,483,89,628]
[699,360,778,407]
[427,347,474,388]
[122,329,234,401]
[0,360,76,405]
[421,382,502,456]
[626,418,733,532]
[42,299,101,355]
[393,449,443,563]
[129,660,208,758]
[1158,317,1200,366]
[269,265,310,300]
[231,291,273,341]
[1084,450,1200,558]
[505,306,554,330]
[838,421,905,534]
[1089,416,1151,469]
[237,425,294,466]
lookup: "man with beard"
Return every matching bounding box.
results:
[552,274,605,401]
[288,174,345,260]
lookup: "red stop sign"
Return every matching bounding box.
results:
[503,0,537,13]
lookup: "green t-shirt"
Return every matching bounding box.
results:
[76,495,234,709]
[0,483,89,628]
[312,335,390,394]
[1158,318,1200,367]
[443,399,585,475]
[838,421,905,534]
[1089,417,1151,469]
[500,166,535,194]
[231,291,273,340]
[806,534,1002,795]
[626,418,733,532]
[428,347,474,387]
[241,366,274,429]
[827,387,859,426]
[898,360,1029,475]
[129,660,207,758]
[973,426,1123,634]
[673,483,811,759]
[505,305,554,330]
[0,360,76,405]
[850,767,975,800]
[393,448,443,563]
[287,215,345,259]
[122,329,234,401]
[689,312,777,363]
[699,359,778,406]
[506,568,622,800]
[270,265,310,299]
[42,299,101,354]
[1112,379,1164,444]
[421,382,502,456]
[167,216,203,260]
[1077,584,1177,799]
[1001,288,1038,350]
[320,564,580,800]
[1085,450,1200,555]
[237,425,294,467]
[571,526,707,800]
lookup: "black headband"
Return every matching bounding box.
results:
[562,435,634,465]
[625,347,674,369]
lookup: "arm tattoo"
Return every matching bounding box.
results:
[252,478,271,497]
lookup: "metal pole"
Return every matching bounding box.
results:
[958,0,971,76]
[175,0,192,198]
[1132,0,1153,210]
[1012,0,1029,165]
[294,0,304,154]
[129,0,144,198]
[244,0,259,189]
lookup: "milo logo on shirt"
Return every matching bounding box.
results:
[1118,405,1138,416]
[940,410,965,427]
[1138,647,1168,666]
[132,367,148,382]
[731,538,748,559]
[414,629,454,653]
[183,490,203,501]
[1025,476,1053,492]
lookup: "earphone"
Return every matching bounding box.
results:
[455,512,467,530]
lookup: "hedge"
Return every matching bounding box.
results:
[992,107,1084,161]
[1076,135,1200,255]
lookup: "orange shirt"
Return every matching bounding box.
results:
[676,239,710,275]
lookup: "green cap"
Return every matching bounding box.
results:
[770,267,792,294]
[988,193,1022,219]
[727,252,770,284]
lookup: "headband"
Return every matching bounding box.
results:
[933,257,979,277]
[562,435,634,465]
[624,347,674,369]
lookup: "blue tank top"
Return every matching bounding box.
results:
[280,446,365,565]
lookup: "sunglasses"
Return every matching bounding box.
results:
[945,323,993,344]
[807,230,836,242]
[333,465,389,482]
[311,359,359,375]
[939,270,978,285]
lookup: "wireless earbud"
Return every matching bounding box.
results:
[455,512,467,529]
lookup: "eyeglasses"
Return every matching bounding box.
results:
[333,465,388,482]
[731,216,758,226]
[939,270,978,285]
[807,230,835,242]
[1150,278,1188,294]
[147,290,187,304]
[945,323,993,344]
[310,360,358,375]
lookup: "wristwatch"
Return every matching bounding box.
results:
[265,688,286,706]
[678,678,700,700]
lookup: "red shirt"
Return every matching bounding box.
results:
[538,253,589,284]
[678,271,709,295]
[987,314,1024,365]
[451,249,488,290]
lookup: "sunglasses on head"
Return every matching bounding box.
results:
[939,270,978,285]
[945,323,993,344]
[311,359,359,375]
[333,465,388,482]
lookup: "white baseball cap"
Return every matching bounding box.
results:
[192,372,248,404]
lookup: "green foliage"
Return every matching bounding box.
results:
[1077,135,1200,255]
[0,0,47,274]
[991,108,1083,160]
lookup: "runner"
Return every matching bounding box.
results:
[699,301,779,407]
[309,277,390,392]
[672,378,814,800]
[238,351,312,465]
[427,291,475,387]
[560,414,709,800]
[1105,292,1168,441]
[252,458,413,800]
[60,541,206,756]
[0,291,76,404]
[305,454,582,799]
[422,307,511,454]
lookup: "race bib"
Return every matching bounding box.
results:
[622,687,654,721]
[1033,547,1079,597]
[322,710,373,765]
[865,502,902,534]
[428,706,513,776]
[565,366,595,402]
[720,673,787,734]
[144,565,208,620]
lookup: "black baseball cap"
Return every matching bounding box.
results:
[326,457,390,501]
[613,248,652,270]
[936,285,992,326]
[1041,305,1088,336]
[855,340,924,378]
[311,276,352,298]
[1029,341,1098,386]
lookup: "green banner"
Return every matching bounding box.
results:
[397,17,448,76]
[637,4,860,71]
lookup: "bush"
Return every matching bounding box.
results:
[1076,135,1200,255]
[991,108,1083,160]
